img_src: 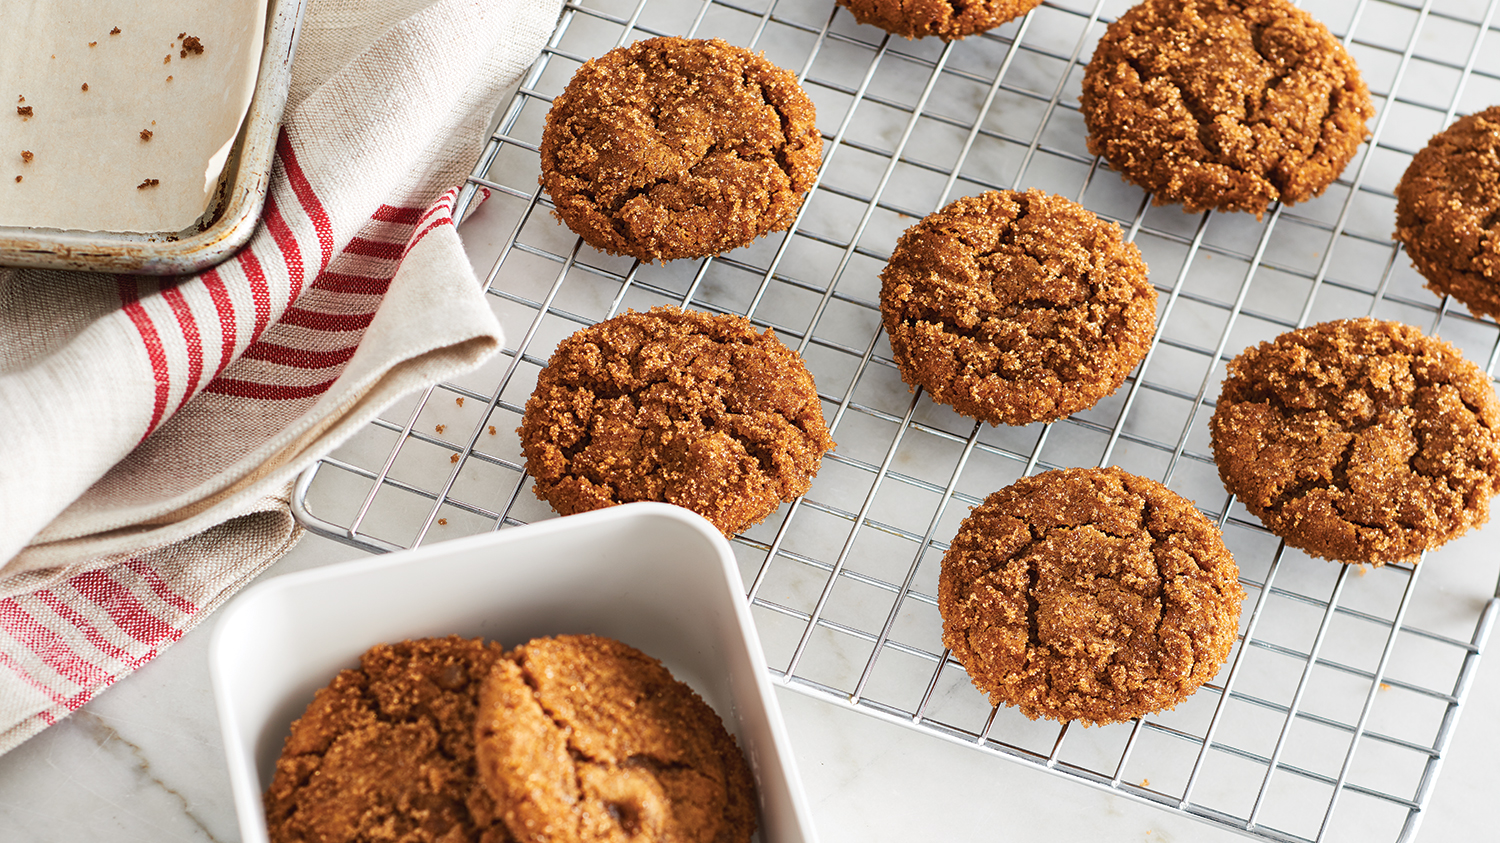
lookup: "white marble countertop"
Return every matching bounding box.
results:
[0,529,1493,842]
[4,0,1499,837]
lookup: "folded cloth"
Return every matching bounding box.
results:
[0,0,563,754]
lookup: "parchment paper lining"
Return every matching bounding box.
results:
[0,1,266,234]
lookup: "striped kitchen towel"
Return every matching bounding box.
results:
[0,0,562,754]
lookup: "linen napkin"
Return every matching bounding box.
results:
[0,0,562,754]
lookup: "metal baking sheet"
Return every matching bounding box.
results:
[0,0,306,275]
[293,1,1500,840]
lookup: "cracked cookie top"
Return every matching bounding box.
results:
[1079,0,1374,216]
[475,635,757,843]
[1395,106,1500,320]
[878,188,1157,426]
[1211,318,1500,565]
[835,0,1043,40]
[539,36,822,263]
[263,636,511,843]
[518,306,833,536]
[939,467,1244,725]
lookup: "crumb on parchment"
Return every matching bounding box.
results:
[20,151,32,162]
[137,178,160,189]
[140,129,152,141]
[16,105,32,117]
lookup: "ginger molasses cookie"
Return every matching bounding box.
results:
[263,637,510,843]
[540,37,822,263]
[939,467,1244,725]
[1394,106,1500,320]
[878,188,1156,426]
[1210,318,1500,565]
[1080,0,1373,217]
[475,635,757,843]
[835,0,1043,40]
[518,306,833,535]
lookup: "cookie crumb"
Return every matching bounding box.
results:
[455,397,464,407]
[88,41,97,47]
[180,35,203,56]
[437,518,448,526]
[488,425,497,435]
[20,150,32,162]
[81,83,88,92]
[16,95,22,103]
[110,26,120,35]
[164,55,170,64]
[449,453,459,463]
[1379,682,1391,691]
[16,105,31,117]
[435,424,446,434]
[13,175,20,183]
[139,129,152,141]
[177,32,186,39]
[137,178,160,189]
[166,75,173,82]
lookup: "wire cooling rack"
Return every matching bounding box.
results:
[292,0,1500,840]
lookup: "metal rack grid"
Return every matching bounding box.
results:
[292,0,1500,840]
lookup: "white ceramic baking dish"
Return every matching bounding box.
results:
[210,502,816,843]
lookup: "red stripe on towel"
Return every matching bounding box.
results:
[161,286,203,403]
[374,205,424,225]
[117,281,171,440]
[123,559,198,616]
[345,237,405,261]
[203,378,340,400]
[242,342,359,369]
[69,570,181,649]
[264,195,305,306]
[0,601,109,689]
[279,307,376,332]
[279,129,334,271]
[202,269,239,380]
